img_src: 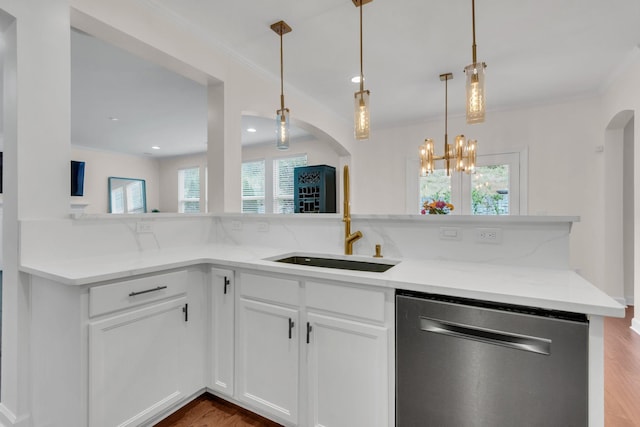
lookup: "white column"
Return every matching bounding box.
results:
[0,1,71,425]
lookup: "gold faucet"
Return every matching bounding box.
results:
[343,165,363,255]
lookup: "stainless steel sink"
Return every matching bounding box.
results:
[272,254,397,273]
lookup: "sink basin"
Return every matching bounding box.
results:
[272,254,397,273]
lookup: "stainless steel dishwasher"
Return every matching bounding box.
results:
[396,290,588,427]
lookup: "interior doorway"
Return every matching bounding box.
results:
[605,110,635,307]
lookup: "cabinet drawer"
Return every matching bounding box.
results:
[89,270,188,317]
[240,272,300,306]
[306,281,386,322]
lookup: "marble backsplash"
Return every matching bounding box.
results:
[19,213,576,270]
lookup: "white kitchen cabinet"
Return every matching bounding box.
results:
[236,272,392,427]
[237,297,300,424]
[306,312,389,427]
[89,297,190,427]
[210,267,235,397]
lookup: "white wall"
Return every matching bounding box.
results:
[68,0,356,214]
[70,147,161,214]
[242,137,341,166]
[349,98,604,287]
[601,48,640,314]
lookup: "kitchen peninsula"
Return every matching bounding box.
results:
[19,214,623,427]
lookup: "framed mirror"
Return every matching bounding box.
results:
[108,177,147,214]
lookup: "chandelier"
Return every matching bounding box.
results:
[419,73,477,176]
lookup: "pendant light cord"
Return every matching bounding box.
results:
[471,0,477,64]
[359,2,364,93]
[280,31,285,111]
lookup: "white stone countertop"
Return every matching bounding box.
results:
[20,243,624,318]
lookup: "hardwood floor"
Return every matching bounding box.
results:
[158,307,640,427]
[605,306,640,426]
[153,394,282,427]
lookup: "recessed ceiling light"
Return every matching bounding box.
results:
[351,76,362,83]
[247,128,257,133]
[151,146,160,150]
[108,116,119,121]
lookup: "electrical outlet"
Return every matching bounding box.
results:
[475,227,502,244]
[257,222,269,232]
[136,222,154,233]
[439,227,461,241]
[231,220,242,231]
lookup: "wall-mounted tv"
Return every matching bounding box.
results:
[70,160,85,196]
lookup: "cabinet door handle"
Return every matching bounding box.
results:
[223,276,230,294]
[183,303,189,322]
[306,322,313,344]
[128,285,167,297]
[288,318,295,339]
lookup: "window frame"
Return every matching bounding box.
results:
[241,159,267,214]
[241,154,308,214]
[407,148,528,215]
[178,166,202,213]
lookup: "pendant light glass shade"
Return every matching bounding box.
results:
[353,0,372,141]
[465,63,486,124]
[419,138,435,176]
[464,0,487,124]
[276,108,290,150]
[354,90,370,140]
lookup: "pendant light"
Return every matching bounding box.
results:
[271,20,292,150]
[419,73,477,176]
[464,0,487,124]
[353,0,372,140]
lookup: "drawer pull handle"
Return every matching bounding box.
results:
[128,285,168,297]
[306,322,313,344]
[289,318,295,340]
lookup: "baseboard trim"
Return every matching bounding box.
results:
[0,403,29,427]
[613,297,628,306]
[631,317,640,336]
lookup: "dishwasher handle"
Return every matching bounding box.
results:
[420,316,551,356]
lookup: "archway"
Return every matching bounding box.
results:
[604,110,634,307]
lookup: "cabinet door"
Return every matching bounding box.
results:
[210,267,234,396]
[238,298,299,424]
[89,297,189,427]
[307,312,389,427]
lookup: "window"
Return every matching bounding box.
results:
[471,164,510,215]
[242,160,265,213]
[241,154,307,214]
[273,156,308,214]
[178,167,201,213]
[419,169,452,214]
[411,150,526,215]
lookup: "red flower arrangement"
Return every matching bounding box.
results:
[421,200,454,215]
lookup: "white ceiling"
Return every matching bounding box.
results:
[71,0,640,157]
